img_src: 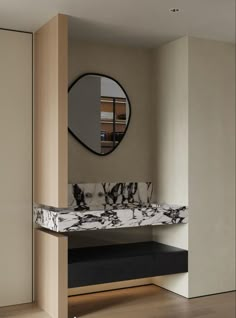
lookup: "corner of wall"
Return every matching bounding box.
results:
[151,36,189,297]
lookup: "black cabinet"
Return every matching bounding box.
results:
[68,242,188,288]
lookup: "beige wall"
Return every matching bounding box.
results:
[34,14,68,208]
[68,41,152,183]
[188,37,235,297]
[152,37,189,206]
[68,41,154,248]
[0,29,32,306]
[151,37,189,297]
[151,36,235,298]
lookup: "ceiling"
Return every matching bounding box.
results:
[0,0,235,47]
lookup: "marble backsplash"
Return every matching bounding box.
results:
[68,182,153,211]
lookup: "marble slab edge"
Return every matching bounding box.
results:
[34,204,188,233]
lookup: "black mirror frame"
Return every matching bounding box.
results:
[68,72,132,156]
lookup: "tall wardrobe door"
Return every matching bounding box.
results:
[0,29,32,306]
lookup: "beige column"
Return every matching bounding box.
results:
[35,229,68,318]
[34,14,68,208]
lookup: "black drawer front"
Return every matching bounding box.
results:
[69,255,153,288]
[68,242,188,288]
[153,251,188,276]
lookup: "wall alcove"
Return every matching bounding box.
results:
[34,13,235,318]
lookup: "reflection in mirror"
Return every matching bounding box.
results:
[68,74,131,155]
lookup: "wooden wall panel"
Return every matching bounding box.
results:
[34,14,68,207]
[35,229,68,318]
[69,278,153,296]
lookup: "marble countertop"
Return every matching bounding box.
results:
[34,203,188,232]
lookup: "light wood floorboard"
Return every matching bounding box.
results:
[0,286,235,318]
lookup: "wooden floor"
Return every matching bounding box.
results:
[0,285,235,318]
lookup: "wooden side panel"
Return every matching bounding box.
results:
[68,278,152,296]
[34,14,68,207]
[35,229,68,318]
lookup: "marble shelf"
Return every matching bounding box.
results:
[34,182,188,232]
[34,203,188,232]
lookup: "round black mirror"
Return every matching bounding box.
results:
[68,73,131,155]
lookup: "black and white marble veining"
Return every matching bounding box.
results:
[34,203,188,233]
[68,182,153,211]
[34,182,188,232]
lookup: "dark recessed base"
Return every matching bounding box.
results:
[68,241,188,288]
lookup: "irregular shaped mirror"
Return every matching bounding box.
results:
[68,73,131,155]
